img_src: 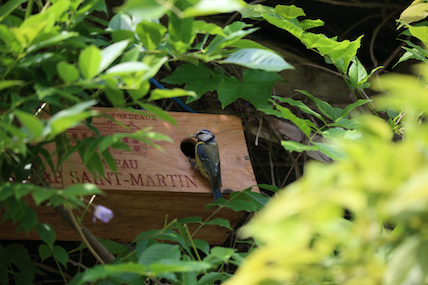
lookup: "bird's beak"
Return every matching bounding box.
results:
[190,134,197,138]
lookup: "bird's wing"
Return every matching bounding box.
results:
[196,143,221,187]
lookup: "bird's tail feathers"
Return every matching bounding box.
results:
[213,187,223,202]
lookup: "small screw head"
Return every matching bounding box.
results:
[244,155,250,160]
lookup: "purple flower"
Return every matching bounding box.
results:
[93,205,114,223]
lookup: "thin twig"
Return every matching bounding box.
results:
[294,63,342,77]
[34,262,72,280]
[255,116,263,146]
[370,8,402,67]
[313,0,403,8]
[67,258,88,270]
[280,152,302,188]
[340,14,382,40]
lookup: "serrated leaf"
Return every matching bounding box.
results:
[275,104,315,137]
[53,245,69,267]
[161,63,224,103]
[38,244,52,261]
[218,69,282,109]
[274,5,305,19]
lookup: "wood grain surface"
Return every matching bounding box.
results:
[0,109,258,244]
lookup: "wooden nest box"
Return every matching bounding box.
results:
[0,108,258,245]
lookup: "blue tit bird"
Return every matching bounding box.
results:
[192,129,223,202]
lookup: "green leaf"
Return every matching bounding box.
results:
[273,96,325,122]
[182,0,247,17]
[206,22,259,54]
[149,88,197,101]
[296,89,336,120]
[129,80,150,101]
[312,142,344,161]
[161,63,224,103]
[38,244,52,261]
[222,48,294,72]
[105,62,149,75]
[281,140,319,152]
[275,104,315,137]
[43,100,98,138]
[338,99,371,120]
[299,19,324,30]
[98,39,130,73]
[32,188,54,205]
[197,272,223,285]
[138,244,180,265]
[0,0,28,22]
[108,12,133,31]
[79,45,102,79]
[384,235,428,285]
[105,86,126,106]
[274,5,305,19]
[101,149,118,173]
[410,25,428,47]
[14,110,44,138]
[61,183,102,198]
[27,32,79,53]
[118,0,169,20]
[193,20,225,36]
[210,246,235,262]
[57,61,80,83]
[229,39,275,51]
[348,57,368,89]
[17,207,38,234]
[218,69,282,109]
[53,245,69,267]
[0,80,24,91]
[205,218,232,230]
[321,128,361,141]
[193,239,210,255]
[121,47,140,63]
[257,184,280,192]
[136,21,167,51]
[37,223,55,248]
[138,104,177,125]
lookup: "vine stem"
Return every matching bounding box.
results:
[67,207,105,264]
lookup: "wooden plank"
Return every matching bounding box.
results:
[0,109,257,244]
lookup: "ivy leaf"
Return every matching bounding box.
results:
[218,69,282,109]
[161,63,224,103]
